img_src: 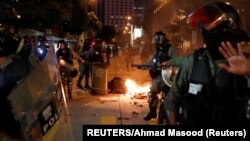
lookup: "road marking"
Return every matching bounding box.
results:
[149,118,158,125]
[100,116,117,124]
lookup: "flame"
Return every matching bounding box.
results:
[125,79,150,97]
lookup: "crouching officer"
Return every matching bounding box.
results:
[140,31,183,124]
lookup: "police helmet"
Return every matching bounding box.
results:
[57,39,67,48]
[187,1,249,59]
[152,31,169,46]
[39,36,47,43]
[187,2,241,31]
[0,2,21,57]
[214,2,241,30]
[187,2,249,42]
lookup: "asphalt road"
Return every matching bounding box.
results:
[66,55,158,141]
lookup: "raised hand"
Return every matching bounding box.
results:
[218,41,250,76]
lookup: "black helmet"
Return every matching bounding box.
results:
[57,39,67,48]
[187,2,241,30]
[152,31,169,45]
[39,36,47,43]
[0,2,21,57]
[187,2,249,59]
[214,2,241,30]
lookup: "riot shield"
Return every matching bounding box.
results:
[161,66,179,87]
[8,43,74,141]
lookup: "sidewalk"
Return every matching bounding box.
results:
[66,55,158,141]
[67,93,152,141]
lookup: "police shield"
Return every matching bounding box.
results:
[7,43,74,141]
[161,66,179,87]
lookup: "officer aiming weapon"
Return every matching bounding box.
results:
[131,63,179,87]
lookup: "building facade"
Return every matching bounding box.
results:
[104,0,134,31]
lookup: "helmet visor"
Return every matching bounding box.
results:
[152,35,165,45]
[187,2,226,30]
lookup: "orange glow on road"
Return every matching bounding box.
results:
[125,79,150,97]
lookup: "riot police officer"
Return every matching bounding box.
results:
[0,2,31,140]
[77,39,91,90]
[165,2,250,126]
[33,36,49,61]
[56,39,82,99]
[141,31,183,124]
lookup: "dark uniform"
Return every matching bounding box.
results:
[56,40,79,99]
[77,39,91,90]
[142,31,183,124]
[0,56,31,139]
[33,36,49,61]
[165,2,250,126]
[0,2,31,140]
[88,39,105,63]
[56,43,73,66]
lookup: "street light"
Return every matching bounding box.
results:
[85,0,97,13]
[123,26,131,47]
[127,16,134,47]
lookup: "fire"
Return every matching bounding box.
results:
[125,79,150,97]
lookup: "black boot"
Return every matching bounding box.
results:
[77,76,83,89]
[143,107,157,121]
[68,81,72,99]
[158,103,165,124]
[84,84,90,90]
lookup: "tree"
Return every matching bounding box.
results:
[18,0,73,31]
[97,25,117,43]
[87,11,102,38]
[15,0,91,38]
[64,0,89,35]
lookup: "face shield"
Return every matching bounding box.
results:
[0,3,21,57]
[187,2,227,31]
[152,35,166,45]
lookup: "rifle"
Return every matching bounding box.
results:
[131,64,156,68]
[131,64,168,69]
